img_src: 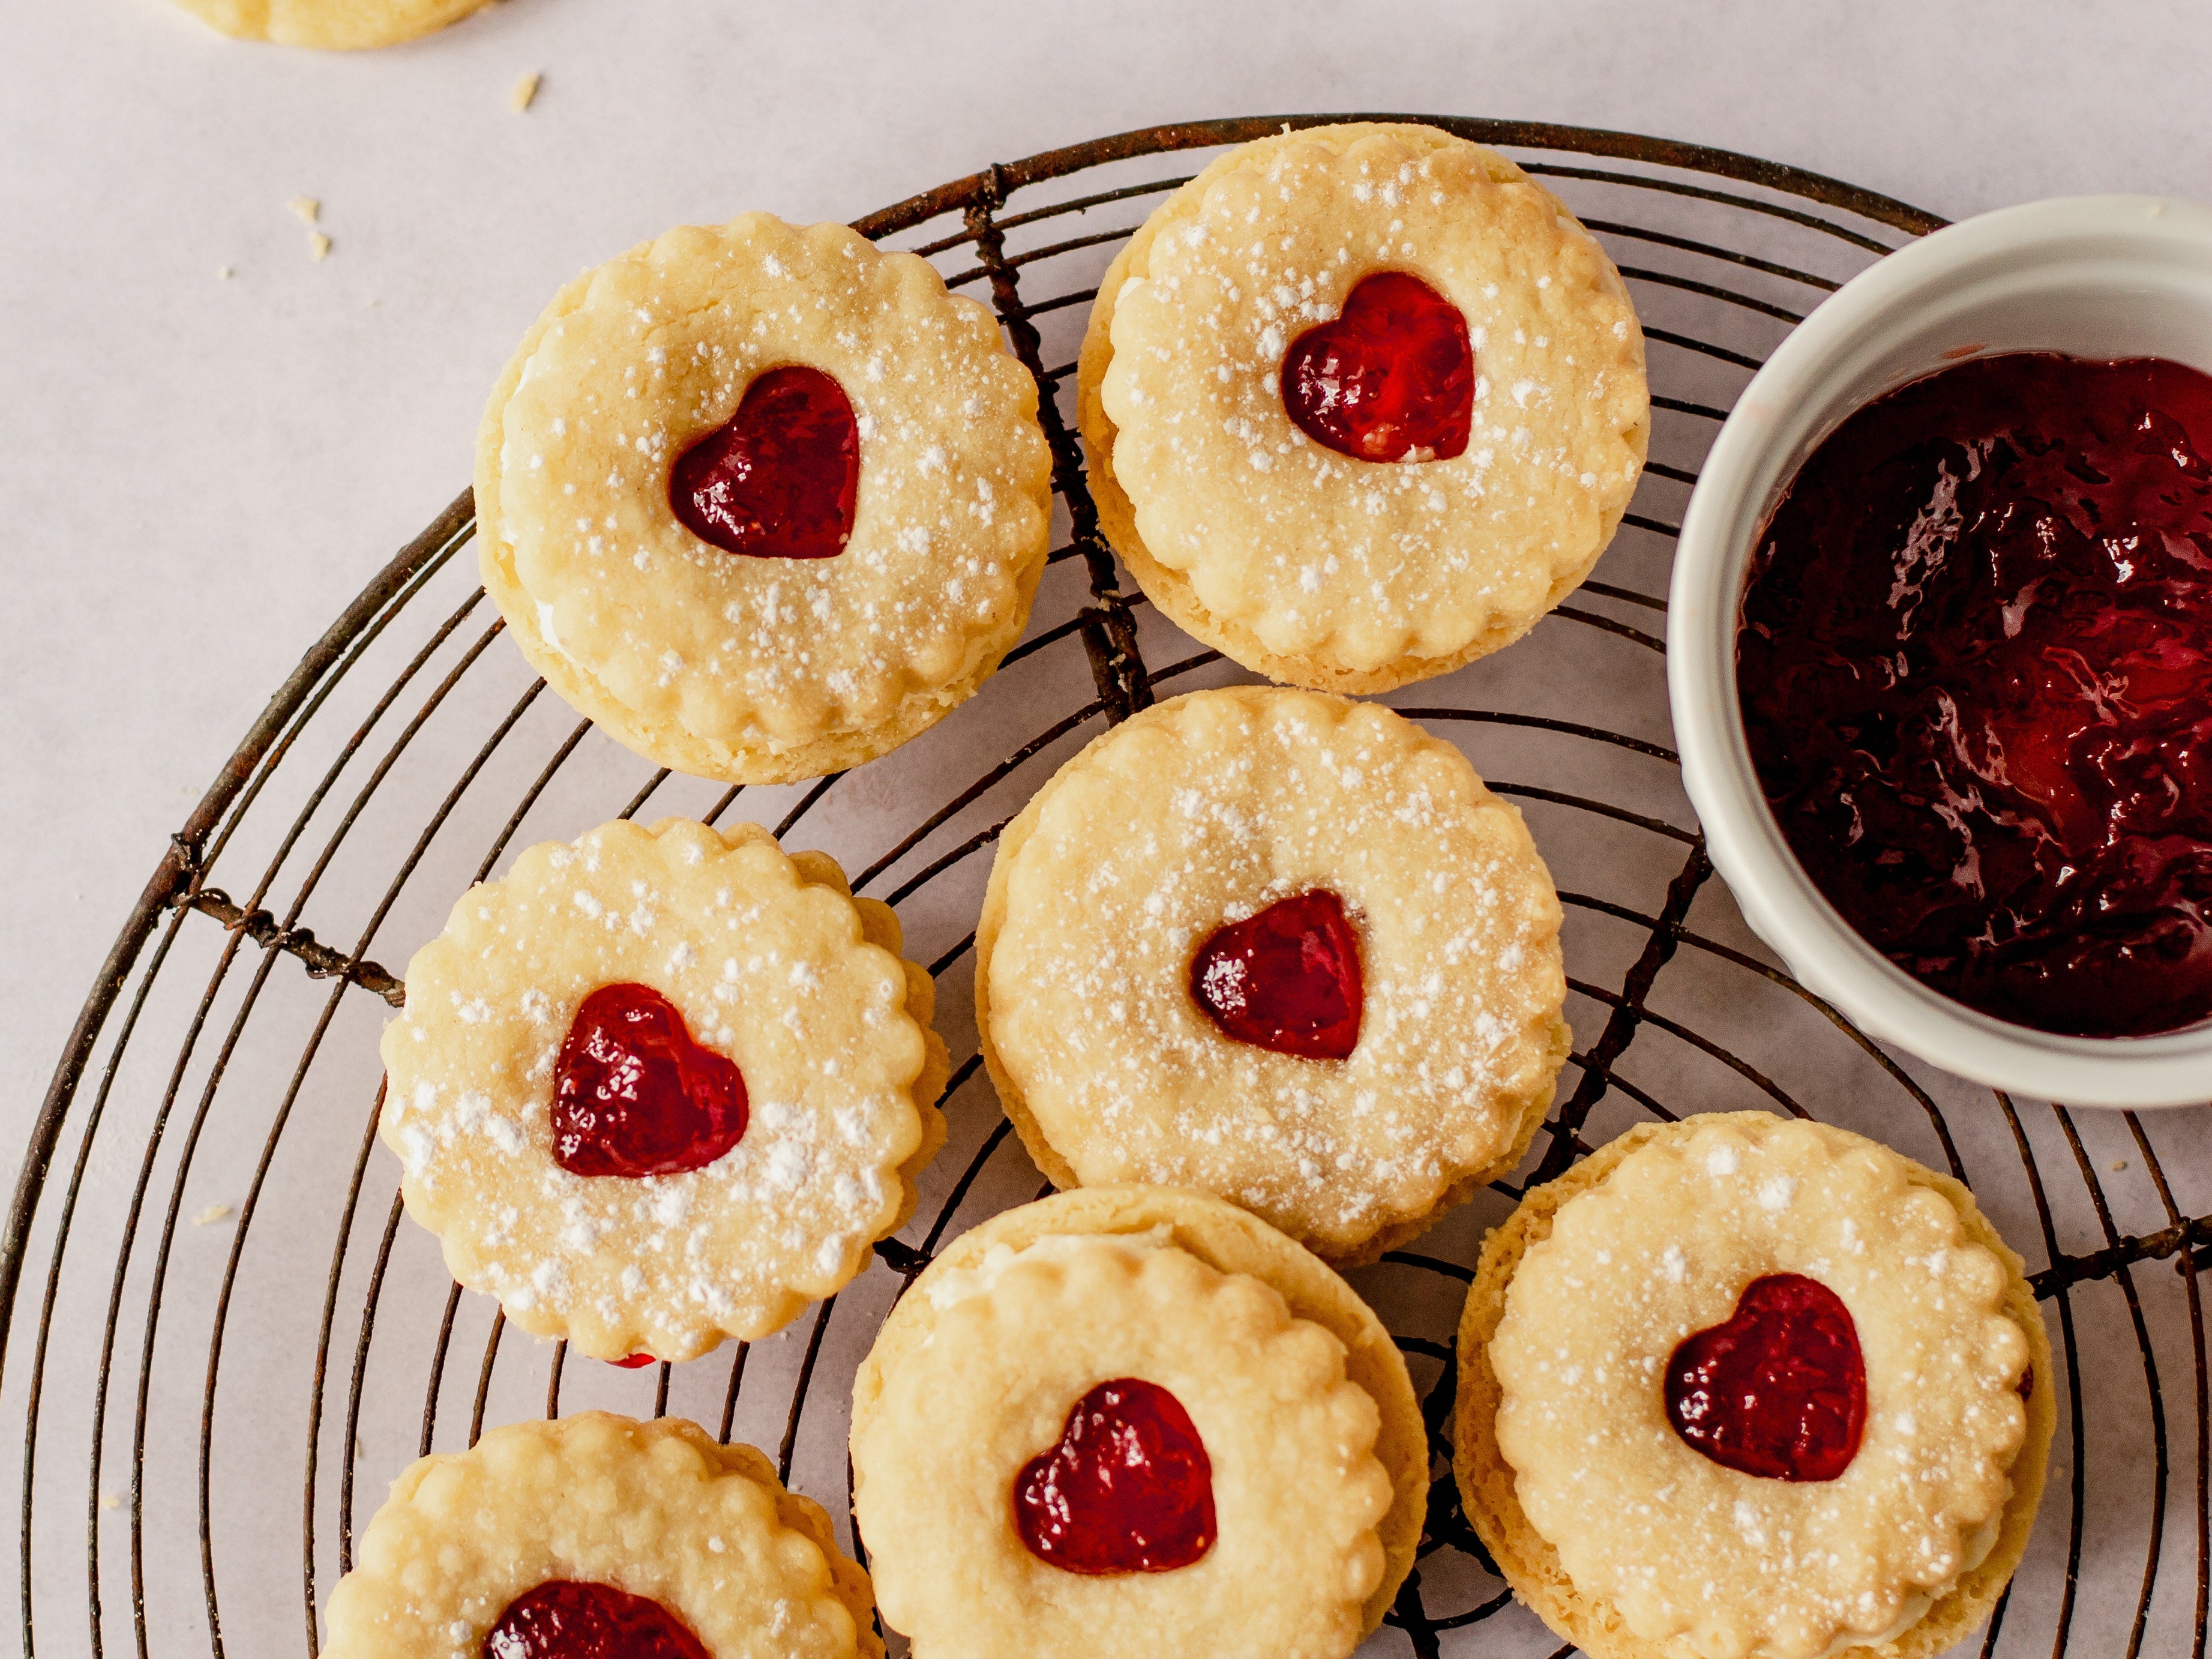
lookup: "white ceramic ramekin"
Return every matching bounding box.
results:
[1671,194,2212,1109]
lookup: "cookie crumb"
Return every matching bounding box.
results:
[2109,1158,2127,1172]
[193,1203,234,1227]
[511,71,541,112]
[310,232,332,262]
[288,196,320,226]
[99,1492,119,1512]
[216,265,234,280]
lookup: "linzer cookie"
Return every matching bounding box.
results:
[976,686,1569,1265]
[850,1187,1425,1659]
[379,817,949,1361]
[325,1414,882,1659]
[1455,1112,2054,1659]
[167,0,493,48]
[477,212,1053,783]
[1078,122,1648,691]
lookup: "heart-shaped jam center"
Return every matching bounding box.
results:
[1014,1377,1216,1574]
[482,1580,710,1659]
[668,364,858,559]
[1281,271,1474,463]
[1189,890,1363,1059]
[1665,1274,1867,1482]
[551,984,747,1179]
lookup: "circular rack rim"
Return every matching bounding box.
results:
[5,114,2207,1659]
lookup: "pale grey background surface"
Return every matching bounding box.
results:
[4,4,2211,1658]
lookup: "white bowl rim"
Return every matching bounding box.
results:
[1669,192,2212,1110]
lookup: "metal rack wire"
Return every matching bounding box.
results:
[4,116,2207,1659]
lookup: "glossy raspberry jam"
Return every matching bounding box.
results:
[482,1580,711,1659]
[1665,1274,1867,1483]
[1739,352,2212,1037]
[668,364,859,559]
[1014,1377,1216,1574]
[551,984,747,1178]
[611,1353,657,1369]
[1282,271,1474,463]
[1189,890,1364,1060]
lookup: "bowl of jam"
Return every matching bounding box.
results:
[1672,194,2212,1107]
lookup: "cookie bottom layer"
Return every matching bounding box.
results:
[1452,1113,2056,1659]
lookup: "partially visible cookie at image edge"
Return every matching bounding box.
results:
[167,0,494,49]
[850,1185,1428,1659]
[325,1413,883,1659]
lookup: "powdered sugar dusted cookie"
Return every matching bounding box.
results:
[1079,122,1648,691]
[976,687,1568,1264]
[379,817,949,1361]
[850,1187,1423,1659]
[478,212,1053,783]
[1456,1113,2054,1659]
[325,1413,882,1659]
[167,0,492,48]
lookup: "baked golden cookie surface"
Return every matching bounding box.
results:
[324,1413,882,1659]
[478,212,1052,783]
[849,1187,1425,1659]
[379,817,949,1360]
[976,687,1568,1263]
[1079,122,1648,691]
[1455,1113,2054,1659]
[168,0,490,48]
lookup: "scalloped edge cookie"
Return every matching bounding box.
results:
[325,1414,883,1658]
[476,213,1053,784]
[1078,122,1648,693]
[852,1185,1426,1639]
[380,817,949,1360]
[974,687,1568,1267]
[1453,1113,2055,1659]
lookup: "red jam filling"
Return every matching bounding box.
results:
[611,1353,657,1369]
[481,1580,711,1659]
[1738,352,2212,1037]
[1282,271,1474,462]
[1014,1378,1216,1574]
[668,364,859,559]
[551,984,747,1179]
[1665,1274,1867,1483]
[1189,890,1363,1060]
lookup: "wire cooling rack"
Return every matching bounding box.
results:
[5,116,2209,1659]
